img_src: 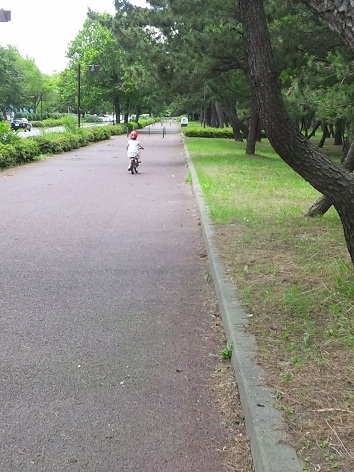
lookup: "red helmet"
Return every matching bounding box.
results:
[130,131,138,139]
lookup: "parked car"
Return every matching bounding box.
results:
[10,118,32,132]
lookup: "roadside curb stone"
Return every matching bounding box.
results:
[183,137,303,472]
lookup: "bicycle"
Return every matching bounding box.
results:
[128,148,143,174]
[129,155,139,174]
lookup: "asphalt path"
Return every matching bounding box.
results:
[0,125,228,471]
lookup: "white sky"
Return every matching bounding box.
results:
[0,0,146,75]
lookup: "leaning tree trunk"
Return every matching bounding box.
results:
[308,119,321,139]
[302,0,354,52]
[223,104,248,142]
[239,0,354,265]
[306,140,354,216]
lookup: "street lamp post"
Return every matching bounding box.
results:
[77,64,81,128]
[40,93,43,121]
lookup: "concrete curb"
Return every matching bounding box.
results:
[183,139,303,472]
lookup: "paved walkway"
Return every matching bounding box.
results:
[0,124,228,471]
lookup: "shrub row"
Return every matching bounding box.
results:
[0,125,119,169]
[0,117,161,169]
[31,117,158,129]
[32,116,114,128]
[32,118,67,128]
[181,125,234,139]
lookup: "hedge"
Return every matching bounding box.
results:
[0,144,17,168]
[0,120,159,169]
[181,125,234,139]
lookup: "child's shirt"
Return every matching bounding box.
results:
[127,139,141,157]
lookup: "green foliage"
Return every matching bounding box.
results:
[32,127,112,155]
[32,135,59,154]
[112,0,247,118]
[13,140,40,162]
[32,118,67,128]
[285,49,354,127]
[2,0,353,142]
[61,116,79,134]
[0,46,59,118]
[0,123,130,169]
[0,46,26,113]
[187,136,354,351]
[209,342,233,360]
[58,13,137,118]
[16,112,64,121]
[182,125,234,139]
[106,123,130,136]
[0,143,17,167]
[137,117,160,128]
[0,122,20,145]
[0,135,39,166]
[219,343,233,360]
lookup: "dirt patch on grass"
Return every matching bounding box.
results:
[214,223,354,472]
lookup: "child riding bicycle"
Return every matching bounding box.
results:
[126,130,144,171]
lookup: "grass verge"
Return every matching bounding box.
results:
[186,136,354,472]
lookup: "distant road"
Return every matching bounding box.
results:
[17,122,115,138]
[17,126,65,137]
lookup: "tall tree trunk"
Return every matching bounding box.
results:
[318,121,329,148]
[306,140,354,216]
[328,123,335,138]
[200,110,205,127]
[215,101,225,128]
[239,0,354,264]
[334,119,344,146]
[246,93,259,154]
[300,117,309,138]
[205,105,212,127]
[124,98,130,124]
[210,103,218,128]
[113,93,120,124]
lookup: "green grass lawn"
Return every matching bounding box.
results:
[186,135,354,472]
